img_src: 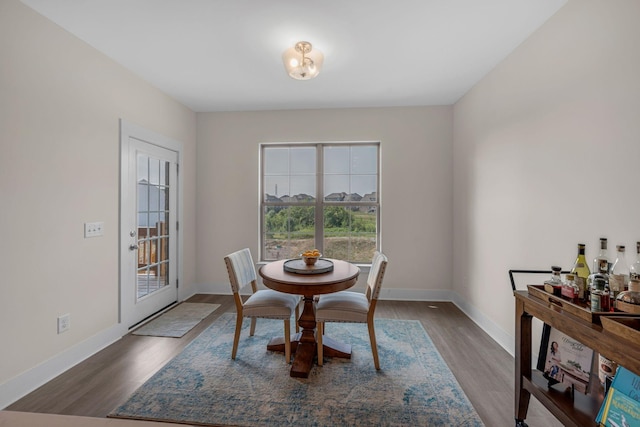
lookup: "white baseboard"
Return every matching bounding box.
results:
[0,323,126,410]
[451,293,514,356]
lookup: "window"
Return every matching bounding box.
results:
[260,142,380,263]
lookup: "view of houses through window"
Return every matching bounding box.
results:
[261,143,379,263]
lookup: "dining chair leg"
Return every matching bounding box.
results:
[316,321,324,366]
[284,319,291,363]
[294,303,300,333]
[367,319,380,370]
[249,317,257,336]
[231,314,243,360]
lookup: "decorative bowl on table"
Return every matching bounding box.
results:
[301,250,321,266]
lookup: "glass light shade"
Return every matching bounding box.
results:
[282,44,324,80]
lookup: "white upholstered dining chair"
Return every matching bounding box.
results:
[315,251,388,369]
[224,248,300,363]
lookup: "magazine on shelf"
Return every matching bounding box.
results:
[536,324,594,394]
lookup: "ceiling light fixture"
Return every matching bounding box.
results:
[282,41,324,80]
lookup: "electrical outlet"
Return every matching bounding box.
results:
[84,221,104,238]
[57,313,70,334]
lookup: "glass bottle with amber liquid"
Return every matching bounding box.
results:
[591,277,611,312]
[544,266,563,296]
[571,243,591,303]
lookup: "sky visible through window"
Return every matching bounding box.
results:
[264,145,377,199]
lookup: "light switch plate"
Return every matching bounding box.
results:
[84,222,104,238]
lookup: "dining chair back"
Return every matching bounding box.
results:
[315,251,388,369]
[224,248,300,363]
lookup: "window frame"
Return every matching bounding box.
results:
[259,141,381,263]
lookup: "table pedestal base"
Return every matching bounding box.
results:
[267,333,352,378]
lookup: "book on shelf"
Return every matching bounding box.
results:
[599,387,640,427]
[596,366,640,425]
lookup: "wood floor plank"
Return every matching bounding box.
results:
[6,295,560,426]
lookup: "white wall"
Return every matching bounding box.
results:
[195,107,454,298]
[0,0,197,403]
[8,0,636,410]
[453,0,640,353]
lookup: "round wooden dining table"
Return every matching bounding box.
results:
[258,258,360,378]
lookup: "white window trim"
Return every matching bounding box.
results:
[258,141,381,263]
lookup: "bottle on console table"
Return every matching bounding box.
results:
[562,273,579,303]
[571,243,591,303]
[610,245,629,299]
[615,277,640,314]
[593,237,610,274]
[591,277,611,312]
[588,237,610,293]
[544,266,563,296]
[629,242,640,281]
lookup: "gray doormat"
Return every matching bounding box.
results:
[132,303,220,338]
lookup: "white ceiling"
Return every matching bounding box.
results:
[21,0,567,113]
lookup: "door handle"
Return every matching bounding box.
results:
[129,244,139,251]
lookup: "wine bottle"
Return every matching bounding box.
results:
[593,237,610,274]
[630,242,640,280]
[610,245,629,298]
[588,238,610,301]
[571,243,590,302]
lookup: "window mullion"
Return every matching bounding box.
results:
[316,144,323,253]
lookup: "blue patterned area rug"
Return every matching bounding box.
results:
[110,313,484,426]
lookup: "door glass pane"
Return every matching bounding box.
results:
[158,237,168,264]
[159,160,169,186]
[137,267,149,298]
[138,185,149,213]
[159,187,167,210]
[159,261,169,287]
[137,156,148,183]
[149,158,160,185]
[136,153,171,300]
[159,213,169,237]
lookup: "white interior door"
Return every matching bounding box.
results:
[120,121,180,329]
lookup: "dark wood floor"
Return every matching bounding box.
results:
[6,295,561,426]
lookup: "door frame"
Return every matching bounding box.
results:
[119,119,184,328]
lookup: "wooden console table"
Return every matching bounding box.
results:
[514,290,640,427]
